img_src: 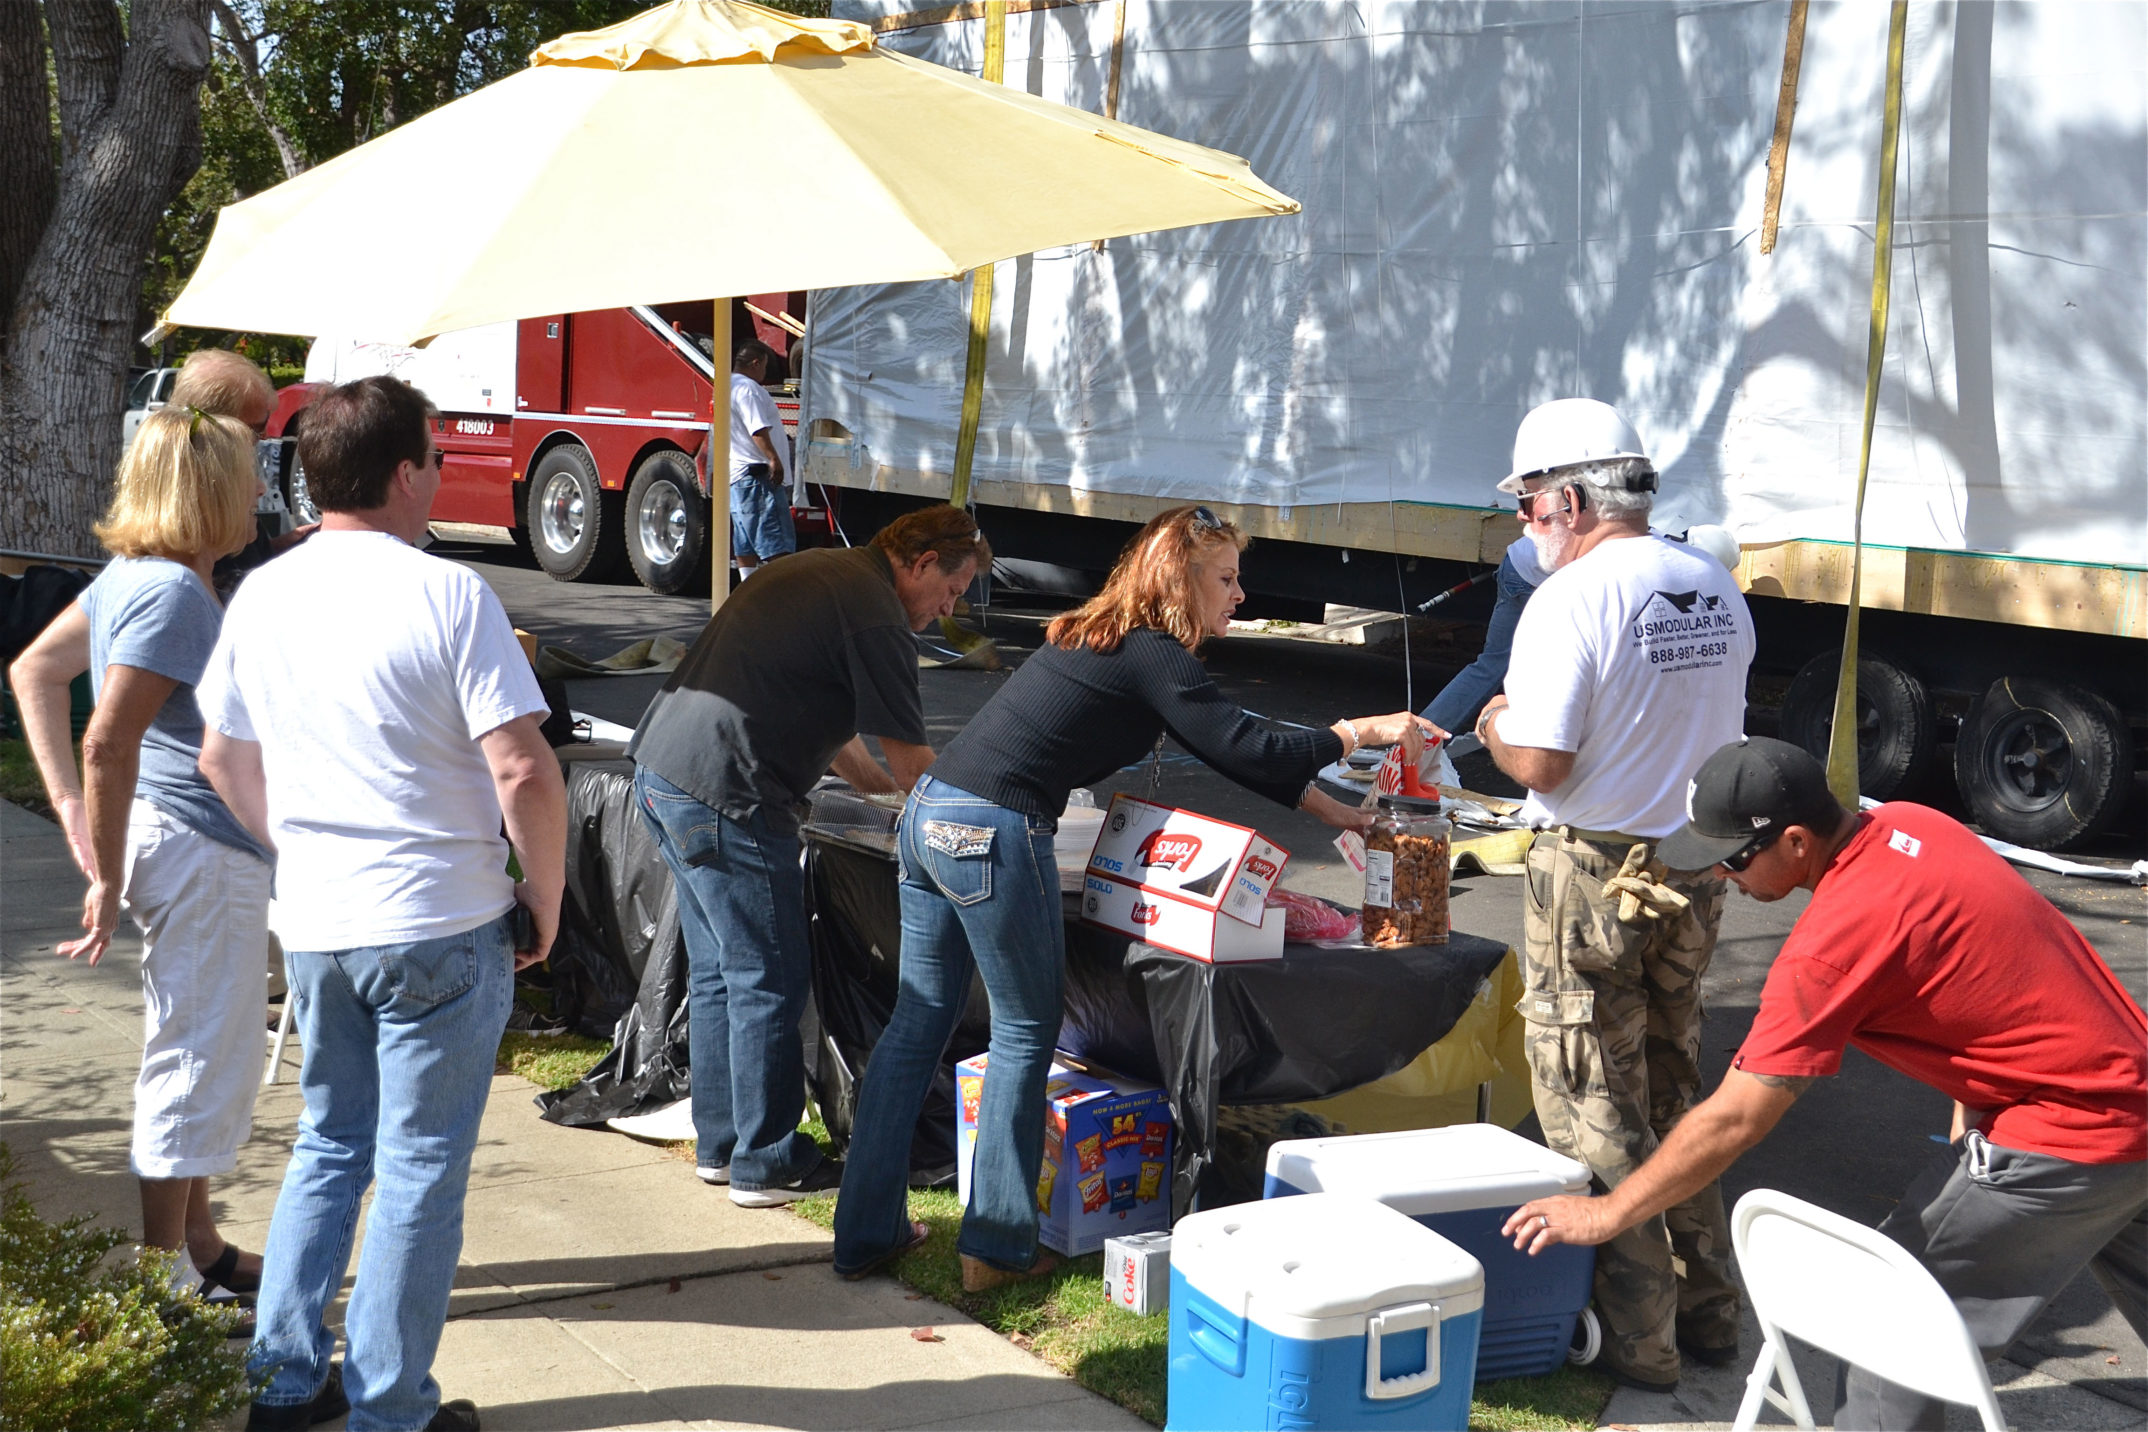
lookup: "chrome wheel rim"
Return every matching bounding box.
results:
[539,471,586,555]
[636,477,689,566]
[287,457,321,526]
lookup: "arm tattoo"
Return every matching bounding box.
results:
[1749,1073,1816,1097]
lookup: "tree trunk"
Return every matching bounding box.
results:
[0,0,210,558]
[0,2,58,323]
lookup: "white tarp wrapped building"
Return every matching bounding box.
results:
[801,0,2146,571]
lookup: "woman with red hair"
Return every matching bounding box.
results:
[833,505,1431,1289]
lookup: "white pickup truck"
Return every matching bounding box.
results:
[123,364,297,537]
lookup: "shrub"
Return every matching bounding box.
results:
[0,1147,254,1431]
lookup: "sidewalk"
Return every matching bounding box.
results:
[0,801,1147,1432]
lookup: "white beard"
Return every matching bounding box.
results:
[1535,515,1577,569]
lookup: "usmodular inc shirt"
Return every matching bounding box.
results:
[1498,533,1754,838]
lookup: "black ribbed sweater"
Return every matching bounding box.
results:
[928,627,1344,818]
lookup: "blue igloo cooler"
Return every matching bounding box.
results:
[1263,1125,1596,1379]
[1166,1193,1483,1431]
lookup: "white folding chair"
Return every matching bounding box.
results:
[1730,1188,2006,1432]
[264,927,295,1086]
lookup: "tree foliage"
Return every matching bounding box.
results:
[157,1,651,368]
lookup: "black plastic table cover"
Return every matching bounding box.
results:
[793,830,1508,1210]
[537,784,1508,1207]
[1124,933,1508,1216]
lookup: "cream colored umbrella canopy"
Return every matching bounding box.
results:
[161,0,1299,343]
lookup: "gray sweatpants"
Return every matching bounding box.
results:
[1835,1131,2148,1430]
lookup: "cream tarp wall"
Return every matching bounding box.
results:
[801,1,2145,568]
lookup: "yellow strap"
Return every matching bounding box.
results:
[948,0,1007,511]
[1826,0,1909,807]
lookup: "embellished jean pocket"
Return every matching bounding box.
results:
[920,820,995,905]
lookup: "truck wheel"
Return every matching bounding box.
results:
[1954,677,2133,851]
[1778,650,1936,801]
[507,486,535,562]
[526,445,619,582]
[625,451,707,595]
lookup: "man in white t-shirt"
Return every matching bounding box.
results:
[1467,399,1754,1393]
[719,338,796,577]
[197,376,565,1432]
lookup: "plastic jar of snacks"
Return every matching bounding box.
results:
[1363,793,1451,946]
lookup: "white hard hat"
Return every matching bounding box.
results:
[1498,398,1653,495]
[1679,523,1742,574]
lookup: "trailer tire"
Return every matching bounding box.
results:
[1778,650,1936,802]
[625,450,707,595]
[1954,677,2133,851]
[526,445,619,582]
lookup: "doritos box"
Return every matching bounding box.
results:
[954,1051,1173,1256]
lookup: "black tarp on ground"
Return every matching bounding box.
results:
[535,760,689,1127]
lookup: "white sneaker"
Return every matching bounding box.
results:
[728,1160,843,1207]
[696,1165,729,1186]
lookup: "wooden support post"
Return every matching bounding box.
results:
[710,298,732,612]
[1761,0,1810,255]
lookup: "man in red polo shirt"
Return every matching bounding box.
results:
[1502,736,2146,1429]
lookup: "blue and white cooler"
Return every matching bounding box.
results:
[1263,1125,1599,1379]
[1166,1193,1483,1431]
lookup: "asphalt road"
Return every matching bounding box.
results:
[447,536,2148,1412]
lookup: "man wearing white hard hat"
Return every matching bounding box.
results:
[1466,398,1756,1391]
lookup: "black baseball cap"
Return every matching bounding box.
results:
[1657,736,1845,872]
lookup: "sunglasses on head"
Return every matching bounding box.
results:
[1721,828,1782,873]
[1189,505,1224,533]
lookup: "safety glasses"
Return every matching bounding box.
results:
[1516,483,1572,524]
[1720,828,1782,873]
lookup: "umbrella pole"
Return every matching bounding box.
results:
[711,298,732,613]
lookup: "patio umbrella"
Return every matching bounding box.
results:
[159,0,1300,343]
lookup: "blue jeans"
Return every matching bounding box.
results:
[833,776,1064,1273]
[730,474,797,562]
[634,767,819,1189]
[1422,546,1538,734]
[249,915,514,1432]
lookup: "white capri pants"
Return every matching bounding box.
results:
[121,800,272,1180]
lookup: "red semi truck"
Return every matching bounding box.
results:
[264,296,821,594]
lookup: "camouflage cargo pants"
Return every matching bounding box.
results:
[1520,828,1741,1384]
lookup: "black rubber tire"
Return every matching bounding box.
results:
[506,486,534,562]
[623,450,708,595]
[1954,677,2134,851]
[1778,649,1936,802]
[524,445,619,582]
